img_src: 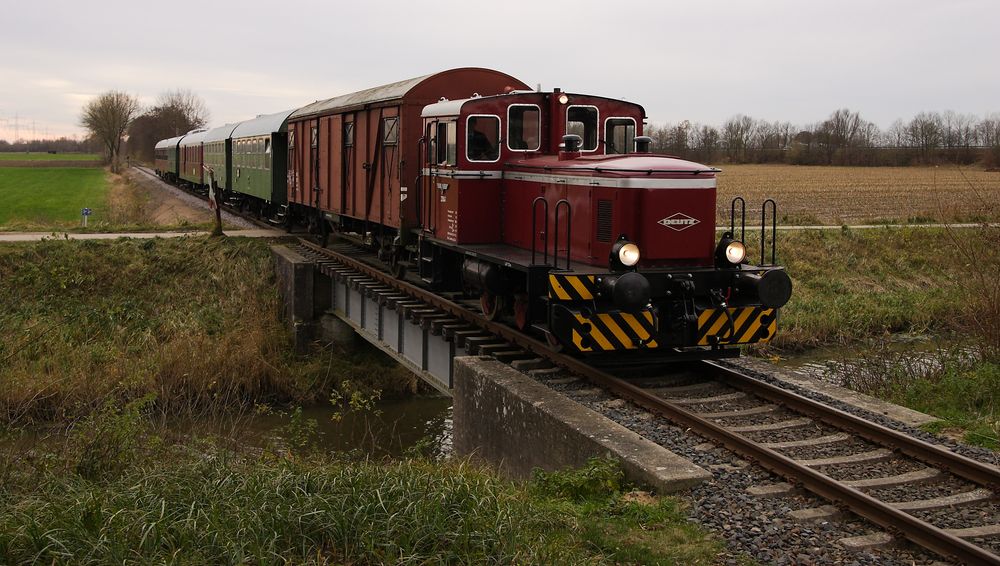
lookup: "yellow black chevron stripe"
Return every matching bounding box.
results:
[696,307,776,346]
[548,274,598,301]
[570,309,659,352]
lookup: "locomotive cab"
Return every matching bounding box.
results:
[414,88,792,359]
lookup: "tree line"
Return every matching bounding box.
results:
[0,137,99,154]
[70,90,209,172]
[645,109,1000,167]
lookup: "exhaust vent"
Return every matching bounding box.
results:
[597,199,613,243]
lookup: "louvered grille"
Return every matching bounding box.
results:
[596,200,613,242]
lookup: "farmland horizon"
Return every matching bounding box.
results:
[2,0,997,143]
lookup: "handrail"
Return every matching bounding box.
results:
[730,197,746,242]
[761,198,777,266]
[553,199,572,270]
[531,197,549,266]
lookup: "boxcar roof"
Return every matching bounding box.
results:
[231,109,295,138]
[290,74,433,120]
[203,123,240,143]
[179,129,210,146]
[155,135,185,149]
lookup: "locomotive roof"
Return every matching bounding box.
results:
[154,135,185,149]
[507,154,719,176]
[290,74,433,120]
[231,109,295,139]
[203,123,240,143]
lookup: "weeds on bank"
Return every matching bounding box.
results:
[0,237,412,426]
[759,227,978,352]
[836,343,999,449]
[0,434,725,565]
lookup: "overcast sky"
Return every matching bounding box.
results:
[2,0,997,142]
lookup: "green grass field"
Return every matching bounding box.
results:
[0,167,108,227]
[0,152,101,161]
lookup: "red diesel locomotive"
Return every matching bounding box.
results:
[285,67,793,357]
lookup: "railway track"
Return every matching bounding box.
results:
[293,237,1000,565]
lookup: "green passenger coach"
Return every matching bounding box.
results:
[154,135,185,182]
[203,123,239,191]
[230,109,294,216]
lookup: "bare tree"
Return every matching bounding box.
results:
[127,90,212,162]
[979,114,1000,168]
[722,115,756,162]
[80,90,140,173]
[907,112,943,164]
[156,89,210,131]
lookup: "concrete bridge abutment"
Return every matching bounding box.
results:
[272,244,711,492]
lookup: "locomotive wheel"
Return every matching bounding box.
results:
[514,293,530,330]
[480,291,506,321]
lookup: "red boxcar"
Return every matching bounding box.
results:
[286,68,527,247]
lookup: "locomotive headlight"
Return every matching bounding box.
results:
[618,243,640,266]
[557,93,569,105]
[715,232,747,267]
[725,241,746,264]
[610,237,641,271]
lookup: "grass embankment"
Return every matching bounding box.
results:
[0,167,107,227]
[0,237,725,563]
[0,237,413,426]
[715,164,1000,225]
[773,225,1000,449]
[0,426,724,566]
[771,227,975,351]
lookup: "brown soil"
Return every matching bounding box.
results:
[116,169,212,226]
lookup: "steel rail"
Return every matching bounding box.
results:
[703,360,1000,489]
[297,238,1000,565]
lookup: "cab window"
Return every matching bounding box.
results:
[466,115,500,162]
[507,105,540,151]
[567,105,598,151]
[605,118,635,154]
[436,121,457,166]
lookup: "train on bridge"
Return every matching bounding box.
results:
[154,67,792,359]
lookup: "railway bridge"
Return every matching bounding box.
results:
[274,240,1000,565]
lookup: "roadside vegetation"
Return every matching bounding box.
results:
[0,404,725,565]
[0,237,413,426]
[766,227,976,351]
[767,210,1000,449]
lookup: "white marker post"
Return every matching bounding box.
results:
[81,207,92,227]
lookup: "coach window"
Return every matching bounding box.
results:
[383,117,398,145]
[507,105,540,151]
[604,118,636,154]
[265,138,271,169]
[466,115,500,162]
[566,106,599,151]
[436,120,457,166]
